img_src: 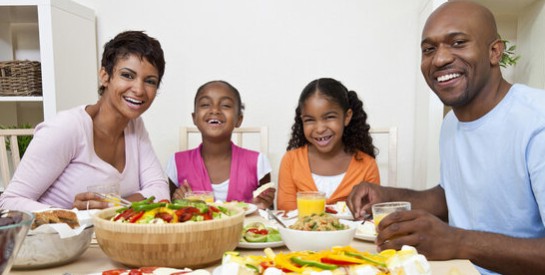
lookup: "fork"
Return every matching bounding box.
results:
[361,213,373,224]
[266,209,287,228]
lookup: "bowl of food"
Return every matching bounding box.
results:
[0,209,34,274]
[92,198,244,269]
[278,213,356,251]
[12,209,93,269]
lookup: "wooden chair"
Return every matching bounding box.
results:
[0,128,34,189]
[179,126,269,154]
[370,127,398,187]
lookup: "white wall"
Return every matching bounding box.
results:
[72,0,437,189]
[517,0,545,89]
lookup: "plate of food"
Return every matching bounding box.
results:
[237,222,284,249]
[214,245,431,275]
[353,220,377,242]
[216,201,257,216]
[325,201,354,220]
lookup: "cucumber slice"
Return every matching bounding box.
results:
[244,232,268,242]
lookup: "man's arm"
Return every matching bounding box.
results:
[457,231,545,274]
[347,183,448,221]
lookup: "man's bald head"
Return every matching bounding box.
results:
[424,0,498,44]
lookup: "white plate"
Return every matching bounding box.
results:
[213,266,222,275]
[245,203,258,216]
[237,240,285,249]
[353,220,377,242]
[326,203,354,220]
[354,232,376,242]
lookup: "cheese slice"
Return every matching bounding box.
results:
[253,182,276,198]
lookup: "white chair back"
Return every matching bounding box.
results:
[0,128,34,189]
[179,126,269,154]
[370,127,398,187]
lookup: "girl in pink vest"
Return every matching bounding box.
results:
[165,81,274,209]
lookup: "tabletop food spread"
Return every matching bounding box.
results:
[3,197,480,275]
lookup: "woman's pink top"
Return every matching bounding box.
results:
[0,106,170,211]
[173,143,259,202]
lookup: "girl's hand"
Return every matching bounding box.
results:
[173,180,192,200]
[252,187,276,209]
[73,192,109,210]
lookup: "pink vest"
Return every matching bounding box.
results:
[174,143,259,202]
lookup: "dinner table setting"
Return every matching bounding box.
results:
[2,196,480,275]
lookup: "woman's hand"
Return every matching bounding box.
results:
[73,192,109,210]
[172,180,192,200]
[252,187,276,209]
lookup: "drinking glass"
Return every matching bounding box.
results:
[184,191,215,203]
[296,191,326,218]
[87,183,122,206]
[371,201,411,229]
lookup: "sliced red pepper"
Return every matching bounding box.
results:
[209,205,220,213]
[139,267,158,273]
[114,209,134,221]
[321,257,356,266]
[178,212,193,222]
[325,206,338,214]
[102,269,127,275]
[258,229,269,235]
[128,269,143,275]
[128,211,145,223]
[155,212,173,223]
[202,212,212,220]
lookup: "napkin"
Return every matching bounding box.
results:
[29,208,97,239]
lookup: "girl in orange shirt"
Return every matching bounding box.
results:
[277,78,380,210]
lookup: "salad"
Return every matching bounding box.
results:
[111,197,232,224]
[240,222,282,243]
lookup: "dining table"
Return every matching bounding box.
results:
[10,210,480,275]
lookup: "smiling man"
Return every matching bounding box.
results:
[347,1,545,274]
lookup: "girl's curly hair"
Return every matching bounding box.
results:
[287,78,376,158]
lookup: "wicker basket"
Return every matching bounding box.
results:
[92,205,244,269]
[0,60,42,96]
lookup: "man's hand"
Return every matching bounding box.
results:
[376,209,460,260]
[347,182,388,219]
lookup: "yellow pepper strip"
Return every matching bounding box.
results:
[140,207,179,223]
[274,253,304,273]
[343,251,386,267]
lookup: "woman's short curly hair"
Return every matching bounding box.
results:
[98,31,165,95]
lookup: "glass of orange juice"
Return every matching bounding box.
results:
[185,190,215,203]
[296,191,326,218]
[371,201,411,229]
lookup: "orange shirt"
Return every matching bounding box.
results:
[277,145,380,210]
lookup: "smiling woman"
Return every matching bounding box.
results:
[0,31,170,212]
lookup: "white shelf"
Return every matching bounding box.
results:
[0,0,98,126]
[0,96,43,102]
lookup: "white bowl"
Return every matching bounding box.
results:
[278,219,355,251]
[12,224,93,269]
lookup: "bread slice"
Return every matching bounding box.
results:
[252,182,275,198]
[32,209,80,229]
